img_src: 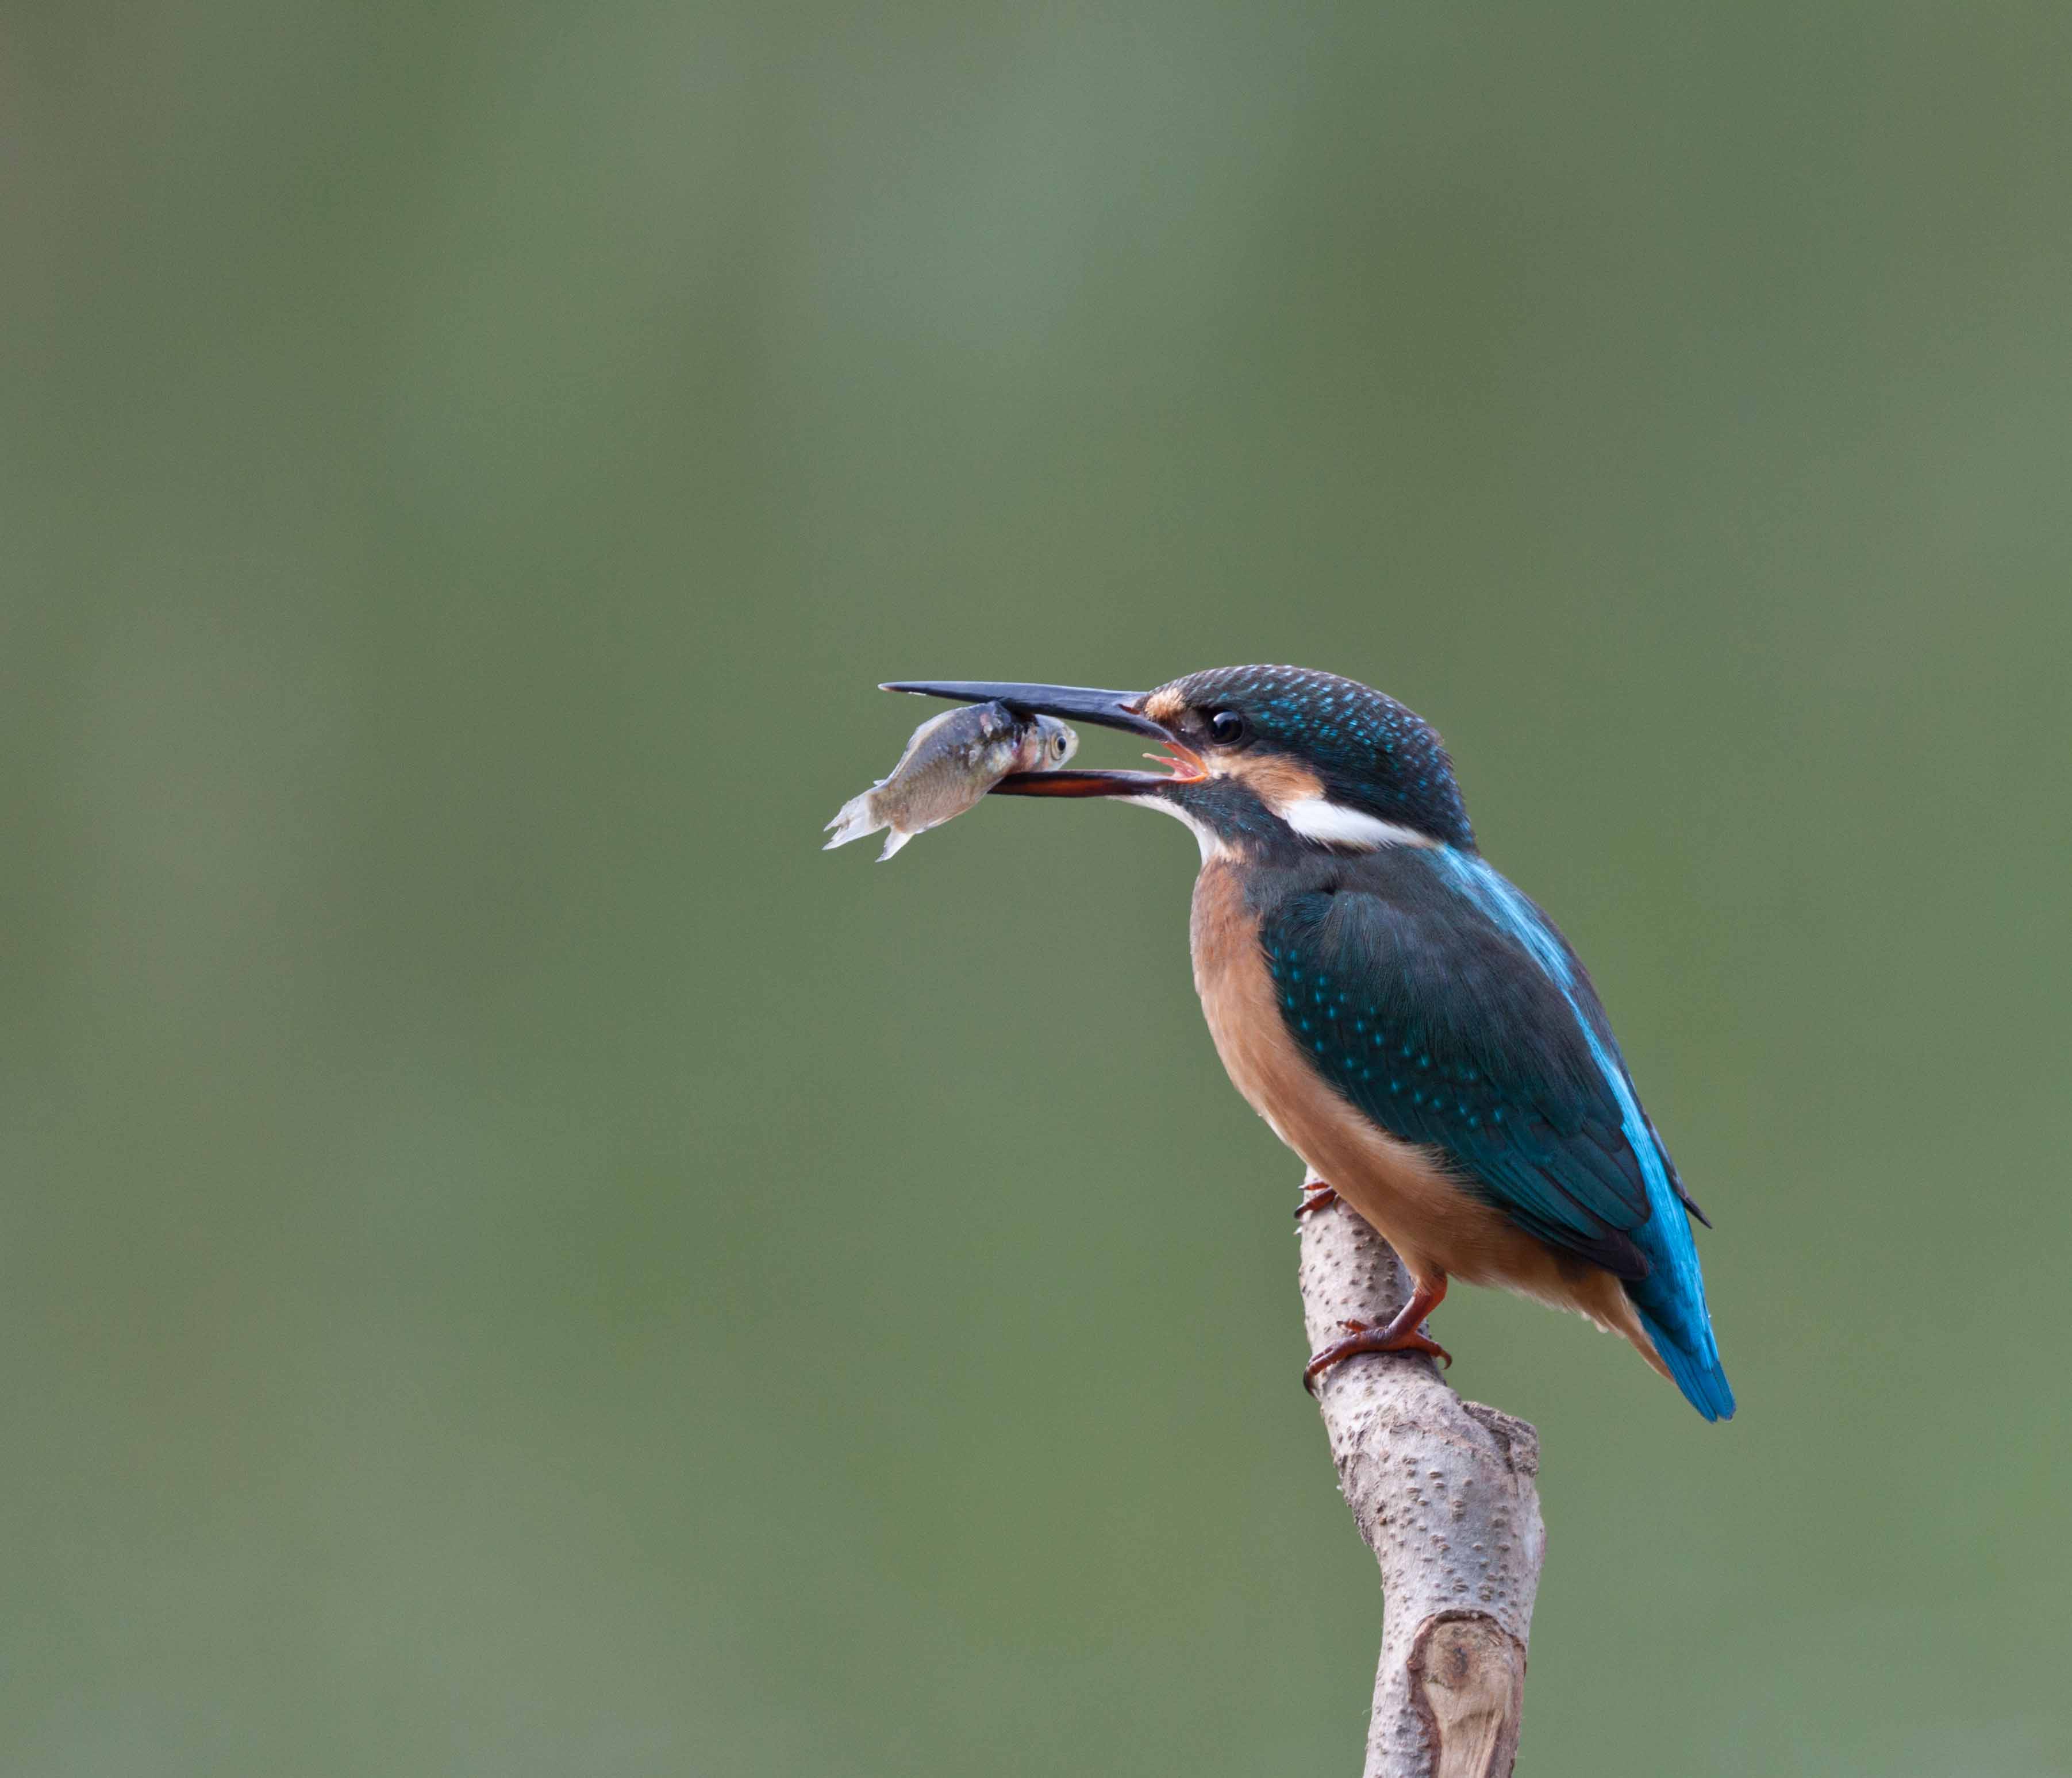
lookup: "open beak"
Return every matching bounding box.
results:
[881,679,1206,795]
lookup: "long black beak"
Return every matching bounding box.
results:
[881,680,1165,737]
[881,679,1200,796]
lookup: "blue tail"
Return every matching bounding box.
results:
[1625,1148,1735,1420]
[1631,1284,1735,1422]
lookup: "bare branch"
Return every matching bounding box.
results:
[1298,1173,1546,1778]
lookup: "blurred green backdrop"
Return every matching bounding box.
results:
[7,2,2070,1773]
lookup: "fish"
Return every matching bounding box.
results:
[823,699,1079,860]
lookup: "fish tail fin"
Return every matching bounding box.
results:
[822,792,882,850]
[876,828,913,862]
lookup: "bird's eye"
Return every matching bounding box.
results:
[1208,710,1248,746]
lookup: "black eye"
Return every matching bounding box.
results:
[1208,710,1248,746]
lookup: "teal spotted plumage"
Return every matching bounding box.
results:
[1256,842,1733,1419]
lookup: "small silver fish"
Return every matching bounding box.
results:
[824,700,1079,860]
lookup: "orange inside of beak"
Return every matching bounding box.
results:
[1144,740,1209,783]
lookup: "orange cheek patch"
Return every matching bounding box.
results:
[1225,754,1324,809]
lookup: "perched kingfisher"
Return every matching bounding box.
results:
[886,667,1733,1420]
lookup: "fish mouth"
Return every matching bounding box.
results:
[880,680,1206,796]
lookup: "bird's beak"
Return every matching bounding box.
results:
[881,679,1206,795]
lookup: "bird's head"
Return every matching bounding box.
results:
[883,665,1474,857]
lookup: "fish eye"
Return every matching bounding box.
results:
[1052,732,1068,757]
[1208,710,1248,746]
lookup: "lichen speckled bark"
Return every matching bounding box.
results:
[1299,1172,1546,1778]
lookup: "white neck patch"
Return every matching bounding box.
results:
[1278,796,1433,850]
[1123,794,1232,864]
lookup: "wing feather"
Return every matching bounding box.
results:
[1259,857,1659,1279]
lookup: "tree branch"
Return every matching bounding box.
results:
[1298,1171,1546,1778]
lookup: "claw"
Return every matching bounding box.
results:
[1301,1276,1452,1392]
[1295,1183,1339,1219]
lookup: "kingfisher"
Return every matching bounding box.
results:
[885,667,1733,1420]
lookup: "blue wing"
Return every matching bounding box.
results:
[1259,845,1734,1420]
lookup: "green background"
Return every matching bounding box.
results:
[8,3,2069,1772]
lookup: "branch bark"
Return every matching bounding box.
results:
[1298,1171,1546,1778]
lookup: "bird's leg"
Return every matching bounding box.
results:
[1294,1180,1339,1219]
[1303,1273,1451,1392]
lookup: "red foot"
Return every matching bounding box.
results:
[1302,1276,1452,1392]
[1295,1183,1339,1219]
